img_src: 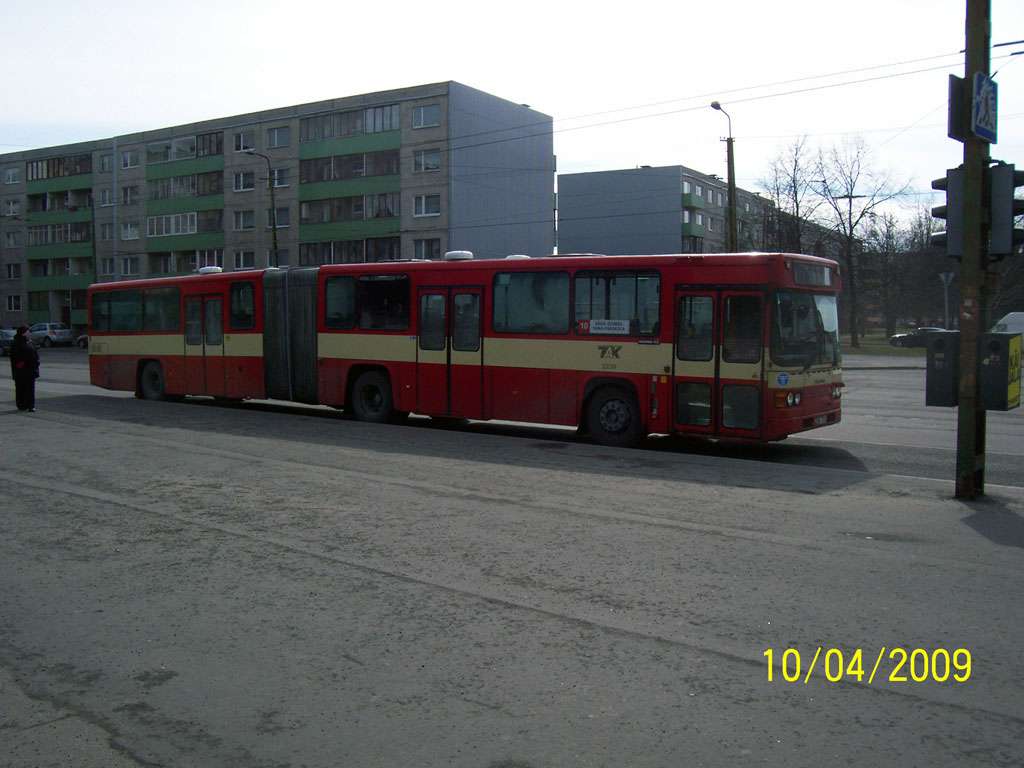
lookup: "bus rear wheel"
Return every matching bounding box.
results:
[139,361,167,401]
[351,371,394,423]
[586,386,642,447]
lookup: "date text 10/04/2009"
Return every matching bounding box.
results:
[763,648,971,684]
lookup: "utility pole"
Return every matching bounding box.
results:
[710,101,739,251]
[955,0,991,499]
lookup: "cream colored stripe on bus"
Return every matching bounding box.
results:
[485,338,673,375]
[319,333,418,363]
[89,334,266,358]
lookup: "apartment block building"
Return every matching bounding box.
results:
[0,82,554,331]
[557,165,770,256]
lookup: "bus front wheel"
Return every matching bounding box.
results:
[351,371,395,423]
[139,361,167,401]
[586,386,642,447]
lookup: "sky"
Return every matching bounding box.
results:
[1,0,1022,219]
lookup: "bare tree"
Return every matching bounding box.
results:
[759,136,821,253]
[815,137,911,347]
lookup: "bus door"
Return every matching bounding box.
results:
[184,295,226,397]
[673,289,764,439]
[416,288,483,418]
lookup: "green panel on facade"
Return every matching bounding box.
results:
[299,219,399,242]
[681,193,706,210]
[147,195,225,215]
[28,311,50,324]
[298,131,401,160]
[24,207,95,226]
[145,233,224,252]
[681,222,706,238]
[27,274,94,292]
[70,309,89,325]
[27,242,94,261]
[145,154,225,181]
[299,175,400,202]
[26,173,93,195]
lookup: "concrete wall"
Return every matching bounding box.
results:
[448,83,554,259]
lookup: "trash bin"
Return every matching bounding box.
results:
[979,332,1022,411]
[925,331,960,407]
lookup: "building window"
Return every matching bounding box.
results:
[365,104,399,133]
[695,184,703,197]
[99,189,113,206]
[100,223,114,241]
[267,126,290,148]
[233,131,255,152]
[121,150,139,169]
[4,232,19,248]
[6,295,22,311]
[682,180,691,194]
[413,149,441,173]
[696,213,704,226]
[414,239,441,260]
[233,210,255,231]
[197,132,223,157]
[6,263,21,279]
[413,194,441,217]
[147,137,196,164]
[272,168,289,187]
[4,167,20,184]
[100,257,115,275]
[195,250,223,269]
[717,192,723,206]
[413,104,440,128]
[121,222,140,240]
[147,212,198,237]
[122,186,139,205]
[100,154,113,173]
[234,172,255,191]
[707,217,714,232]
[4,199,20,216]
[234,250,255,270]
[267,207,290,228]
[122,257,140,276]
[683,210,691,224]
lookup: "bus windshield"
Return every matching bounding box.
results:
[771,291,841,368]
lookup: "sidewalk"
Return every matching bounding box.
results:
[842,352,925,369]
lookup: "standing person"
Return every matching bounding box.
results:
[10,324,40,412]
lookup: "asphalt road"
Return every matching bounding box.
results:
[1,350,1023,767]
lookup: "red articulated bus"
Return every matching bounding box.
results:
[87,252,843,445]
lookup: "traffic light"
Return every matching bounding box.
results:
[990,162,1024,260]
[931,168,964,258]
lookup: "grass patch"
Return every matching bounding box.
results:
[841,332,927,357]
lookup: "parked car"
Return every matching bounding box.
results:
[28,322,74,347]
[0,328,14,356]
[77,333,89,349]
[889,327,945,348]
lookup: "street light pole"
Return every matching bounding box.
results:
[711,101,739,252]
[246,150,279,268]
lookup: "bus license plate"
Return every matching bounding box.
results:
[813,415,827,426]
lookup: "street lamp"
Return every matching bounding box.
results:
[245,150,279,267]
[710,101,739,252]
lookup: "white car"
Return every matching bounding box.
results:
[28,322,74,347]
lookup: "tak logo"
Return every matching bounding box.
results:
[598,345,622,359]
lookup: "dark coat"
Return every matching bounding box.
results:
[10,334,39,381]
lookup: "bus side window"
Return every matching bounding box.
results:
[324,276,355,330]
[91,293,110,332]
[230,281,255,330]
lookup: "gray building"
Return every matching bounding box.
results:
[0,81,554,331]
[557,165,770,256]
